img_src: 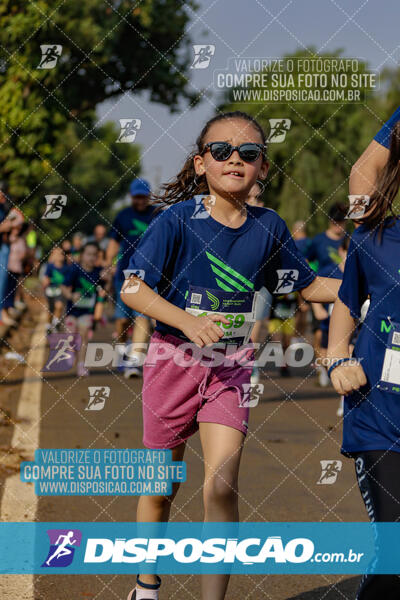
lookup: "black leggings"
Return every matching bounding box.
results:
[353,450,400,599]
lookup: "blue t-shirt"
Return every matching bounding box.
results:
[109,205,156,277]
[306,232,345,274]
[374,106,400,149]
[64,264,103,317]
[127,199,316,339]
[295,237,311,257]
[338,218,400,454]
[44,263,69,287]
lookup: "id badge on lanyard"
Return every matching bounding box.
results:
[185,285,257,345]
[378,319,400,394]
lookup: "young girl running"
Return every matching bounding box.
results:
[121,111,340,600]
[328,120,400,599]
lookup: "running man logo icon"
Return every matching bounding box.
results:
[122,269,145,293]
[42,195,67,220]
[42,333,81,372]
[191,45,215,69]
[86,386,110,411]
[267,119,291,143]
[42,529,82,567]
[191,195,216,219]
[273,269,299,294]
[239,383,264,408]
[317,460,343,485]
[117,119,141,143]
[37,45,62,69]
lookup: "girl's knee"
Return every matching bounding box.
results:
[203,474,237,507]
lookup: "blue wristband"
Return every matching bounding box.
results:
[327,358,352,378]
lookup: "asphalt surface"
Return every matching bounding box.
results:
[0,297,367,600]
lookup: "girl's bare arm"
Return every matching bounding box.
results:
[300,276,341,303]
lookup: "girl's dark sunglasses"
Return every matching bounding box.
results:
[201,142,266,163]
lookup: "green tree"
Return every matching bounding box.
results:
[36,121,140,249]
[0,0,199,211]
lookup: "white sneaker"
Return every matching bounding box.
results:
[250,367,260,384]
[337,396,344,417]
[317,365,330,387]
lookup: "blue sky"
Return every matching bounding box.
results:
[97,0,400,195]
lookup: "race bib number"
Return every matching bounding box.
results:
[185,285,257,345]
[379,321,400,394]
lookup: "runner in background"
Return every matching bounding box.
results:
[292,220,312,345]
[0,202,25,326]
[61,241,106,376]
[41,246,69,332]
[106,178,156,378]
[306,203,348,386]
[247,181,272,384]
[70,231,85,262]
[87,223,109,252]
[267,290,298,377]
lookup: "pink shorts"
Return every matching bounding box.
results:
[141,331,255,449]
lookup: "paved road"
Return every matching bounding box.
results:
[0,301,366,600]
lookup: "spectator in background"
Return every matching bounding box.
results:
[1,221,28,325]
[0,198,25,326]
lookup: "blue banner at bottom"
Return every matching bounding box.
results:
[0,522,398,575]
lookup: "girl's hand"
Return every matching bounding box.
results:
[72,292,81,303]
[180,313,231,348]
[330,363,367,395]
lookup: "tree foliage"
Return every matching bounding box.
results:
[0,0,199,242]
[220,48,382,234]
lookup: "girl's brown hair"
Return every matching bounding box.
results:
[357,120,400,237]
[152,111,267,207]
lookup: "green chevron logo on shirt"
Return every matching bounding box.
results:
[128,219,149,236]
[205,251,254,292]
[78,277,96,295]
[51,270,64,285]
[206,290,220,310]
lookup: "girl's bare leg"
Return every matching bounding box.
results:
[199,422,245,600]
[136,442,186,588]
